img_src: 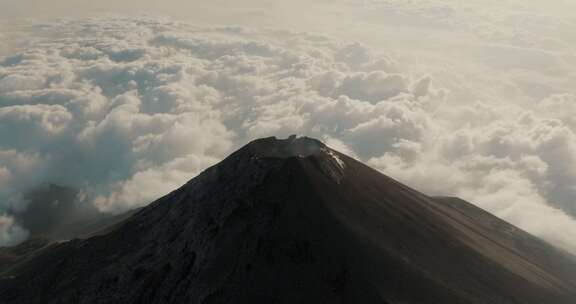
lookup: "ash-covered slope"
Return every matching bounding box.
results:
[1,136,576,304]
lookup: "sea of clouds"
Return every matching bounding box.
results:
[0,8,576,253]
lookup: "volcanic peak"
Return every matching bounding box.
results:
[245,135,346,183]
[246,135,326,158]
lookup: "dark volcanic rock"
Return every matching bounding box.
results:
[1,136,576,303]
[0,237,51,274]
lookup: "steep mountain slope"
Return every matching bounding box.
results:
[0,187,139,276]
[1,136,575,303]
[0,237,51,274]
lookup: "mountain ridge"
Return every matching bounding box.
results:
[1,136,575,303]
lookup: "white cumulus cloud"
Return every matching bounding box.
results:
[1,16,576,254]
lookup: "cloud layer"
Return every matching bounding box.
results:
[0,17,576,254]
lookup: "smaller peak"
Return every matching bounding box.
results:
[247,135,326,159]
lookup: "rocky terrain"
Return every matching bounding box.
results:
[1,136,576,303]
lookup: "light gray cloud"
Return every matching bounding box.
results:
[0,214,28,247]
[1,16,576,255]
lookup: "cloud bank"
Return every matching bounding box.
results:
[0,17,576,254]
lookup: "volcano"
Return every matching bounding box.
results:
[1,136,576,303]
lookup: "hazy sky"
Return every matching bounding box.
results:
[1,1,576,252]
